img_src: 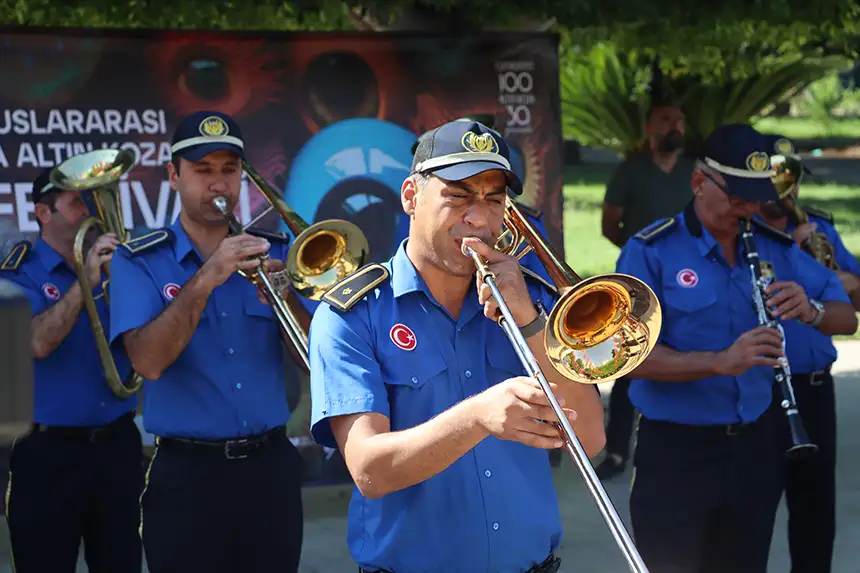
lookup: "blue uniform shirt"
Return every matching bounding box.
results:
[108,220,292,440]
[775,212,860,373]
[1,238,137,426]
[309,240,563,573]
[617,203,849,426]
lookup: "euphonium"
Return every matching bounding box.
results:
[496,197,662,384]
[771,154,838,270]
[49,149,144,399]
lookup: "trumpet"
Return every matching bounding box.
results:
[212,162,370,368]
[49,149,145,399]
[771,153,838,270]
[464,197,662,573]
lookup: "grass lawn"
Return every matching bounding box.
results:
[560,162,860,339]
[753,116,860,140]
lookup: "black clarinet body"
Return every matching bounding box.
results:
[739,219,818,460]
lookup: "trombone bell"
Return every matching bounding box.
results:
[500,198,662,385]
[287,219,368,300]
[546,275,661,384]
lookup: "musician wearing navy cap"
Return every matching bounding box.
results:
[757,134,860,573]
[308,119,605,573]
[107,110,307,573]
[616,123,857,572]
[1,167,143,573]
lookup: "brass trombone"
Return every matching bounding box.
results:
[49,148,145,399]
[464,197,662,573]
[212,162,370,368]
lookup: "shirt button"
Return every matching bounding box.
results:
[242,421,248,427]
[492,522,499,531]
[220,311,228,318]
[464,370,472,378]
[227,348,235,355]
[411,376,418,385]
[484,470,491,478]
[235,383,242,389]
[100,402,105,408]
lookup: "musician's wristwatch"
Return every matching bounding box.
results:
[804,298,825,328]
[519,302,548,338]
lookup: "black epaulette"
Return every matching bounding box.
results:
[321,263,390,313]
[0,241,32,272]
[514,201,543,220]
[632,216,679,245]
[804,206,834,225]
[521,266,557,296]
[750,218,794,246]
[244,227,290,243]
[118,229,174,256]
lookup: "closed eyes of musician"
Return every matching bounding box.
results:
[308,119,605,573]
[613,123,857,573]
[1,166,144,573]
[106,110,307,573]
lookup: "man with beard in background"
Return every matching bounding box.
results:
[596,102,696,479]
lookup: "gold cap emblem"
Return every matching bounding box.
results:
[199,116,229,137]
[745,151,770,172]
[461,132,499,154]
[774,137,794,155]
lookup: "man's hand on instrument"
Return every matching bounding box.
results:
[462,236,538,327]
[470,376,577,449]
[765,280,813,322]
[791,222,817,249]
[257,258,286,305]
[84,233,119,285]
[201,234,271,290]
[715,325,784,376]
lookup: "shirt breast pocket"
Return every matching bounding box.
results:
[661,285,720,349]
[485,329,526,385]
[381,351,449,429]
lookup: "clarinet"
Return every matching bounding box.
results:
[739,219,818,460]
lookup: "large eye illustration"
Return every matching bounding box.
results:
[281,118,417,264]
[148,35,286,117]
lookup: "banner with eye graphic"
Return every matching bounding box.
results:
[0,26,564,485]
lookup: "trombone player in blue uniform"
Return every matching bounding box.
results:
[616,124,857,573]
[308,119,608,573]
[107,110,347,573]
[2,155,144,573]
[758,134,860,573]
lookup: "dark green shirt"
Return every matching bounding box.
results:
[604,152,695,244]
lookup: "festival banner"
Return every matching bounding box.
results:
[0,27,564,485]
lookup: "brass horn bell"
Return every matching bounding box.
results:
[49,148,145,399]
[497,198,662,384]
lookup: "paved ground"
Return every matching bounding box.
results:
[1,340,858,572]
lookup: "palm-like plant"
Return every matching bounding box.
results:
[560,41,851,155]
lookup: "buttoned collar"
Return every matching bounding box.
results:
[34,237,67,272]
[683,200,720,259]
[390,240,431,299]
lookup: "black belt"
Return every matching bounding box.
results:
[360,553,560,573]
[641,414,765,437]
[157,425,288,460]
[793,368,831,387]
[30,411,135,443]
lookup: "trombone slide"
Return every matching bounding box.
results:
[465,245,650,573]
